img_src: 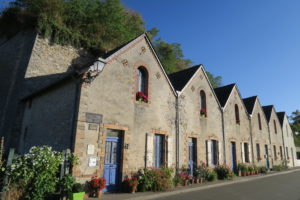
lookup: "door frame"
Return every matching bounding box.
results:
[230,141,237,174]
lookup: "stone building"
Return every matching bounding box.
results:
[243,96,272,168]
[0,31,297,191]
[214,84,252,172]
[277,112,297,167]
[168,65,224,170]
[262,105,284,166]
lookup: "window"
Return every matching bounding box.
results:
[258,113,262,130]
[297,152,300,160]
[136,67,148,102]
[256,143,261,161]
[235,104,240,125]
[273,145,277,160]
[206,140,219,166]
[200,90,207,117]
[273,120,277,134]
[244,143,250,163]
[154,134,165,168]
[280,146,283,160]
[286,147,289,160]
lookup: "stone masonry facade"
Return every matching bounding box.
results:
[0,32,297,186]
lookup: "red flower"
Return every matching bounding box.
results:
[90,176,106,191]
[200,108,207,116]
[136,91,148,102]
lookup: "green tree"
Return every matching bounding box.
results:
[289,110,300,146]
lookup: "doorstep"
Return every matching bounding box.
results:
[85,167,300,200]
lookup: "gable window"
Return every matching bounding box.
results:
[200,90,207,117]
[258,113,262,130]
[256,143,261,161]
[136,66,148,103]
[273,120,277,134]
[235,104,240,125]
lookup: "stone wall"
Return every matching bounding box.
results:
[250,99,271,167]
[72,36,177,180]
[177,68,223,167]
[281,114,297,167]
[223,87,251,166]
[268,108,283,166]
[0,31,37,150]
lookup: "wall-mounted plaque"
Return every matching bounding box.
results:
[86,113,102,124]
[88,124,98,130]
[87,144,95,155]
[88,157,97,167]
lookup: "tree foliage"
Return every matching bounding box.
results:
[0,0,145,54]
[289,110,300,146]
[0,0,222,86]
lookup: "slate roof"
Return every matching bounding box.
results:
[242,96,257,114]
[262,105,273,122]
[213,84,235,107]
[168,65,201,91]
[277,112,286,127]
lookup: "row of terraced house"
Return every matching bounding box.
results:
[0,31,296,192]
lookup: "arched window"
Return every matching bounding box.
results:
[274,120,277,134]
[258,113,262,130]
[136,66,148,102]
[200,90,207,117]
[235,104,240,124]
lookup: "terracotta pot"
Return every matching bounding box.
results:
[130,185,137,194]
[241,172,246,176]
[194,178,199,184]
[184,180,189,186]
[96,190,102,199]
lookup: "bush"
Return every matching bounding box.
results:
[214,165,234,180]
[7,146,63,200]
[206,170,217,182]
[135,167,174,192]
[238,163,248,173]
[259,166,268,174]
[72,183,84,193]
[273,165,283,171]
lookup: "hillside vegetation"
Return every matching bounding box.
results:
[0,0,222,87]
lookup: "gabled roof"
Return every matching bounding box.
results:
[277,112,286,127]
[168,65,201,91]
[262,105,273,122]
[243,96,257,115]
[213,84,235,107]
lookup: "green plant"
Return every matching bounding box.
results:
[7,146,63,200]
[273,165,283,171]
[214,165,234,180]
[253,165,258,172]
[206,170,217,181]
[248,165,254,172]
[259,166,268,174]
[60,174,75,195]
[72,183,84,193]
[238,163,248,173]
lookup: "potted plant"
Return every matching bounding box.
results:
[200,108,207,117]
[128,177,139,193]
[238,163,247,176]
[136,91,148,103]
[248,166,254,175]
[70,183,85,200]
[89,176,106,198]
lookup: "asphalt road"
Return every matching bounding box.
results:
[155,171,300,200]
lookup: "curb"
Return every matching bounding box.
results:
[126,168,300,200]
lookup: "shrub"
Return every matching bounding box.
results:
[238,163,248,173]
[206,170,217,182]
[214,165,234,180]
[259,166,268,174]
[7,146,63,200]
[59,174,75,195]
[72,183,84,193]
[135,167,174,192]
[273,165,283,171]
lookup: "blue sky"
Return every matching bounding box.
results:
[122,0,300,117]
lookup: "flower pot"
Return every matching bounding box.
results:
[96,190,102,199]
[69,192,85,200]
[194,178,199,184]
[241,172,246,176]
[130,185,137,193]
[184,180,189,186]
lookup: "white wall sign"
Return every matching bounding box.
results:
[89,157,97,167]
[87,144,95,155]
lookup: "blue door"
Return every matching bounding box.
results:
[155,134,164,168]
[188,138,196,176]
[265,145,269,169]
[230,142,237,174]
[104,136,122,192]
